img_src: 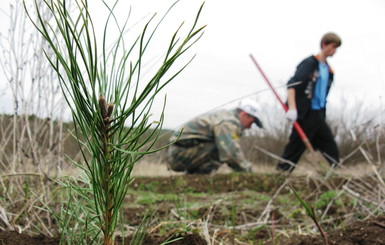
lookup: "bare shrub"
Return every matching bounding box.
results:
[0,0,70,236]
[328,100,385,165]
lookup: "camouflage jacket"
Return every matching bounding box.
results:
[171,109,249,170]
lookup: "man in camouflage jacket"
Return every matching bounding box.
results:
[166,100,263,174]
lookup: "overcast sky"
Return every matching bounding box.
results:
[1,0,385,129]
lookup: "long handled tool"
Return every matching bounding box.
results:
[249,54,315,152]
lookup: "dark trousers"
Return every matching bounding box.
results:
[277,110,339,172]
[166,142,221,174]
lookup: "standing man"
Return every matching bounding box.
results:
[277,32,342,172]
[166,99,263,174]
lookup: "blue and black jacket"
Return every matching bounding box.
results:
[287,55,334,119]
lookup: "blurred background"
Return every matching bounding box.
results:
[0,0,384,171]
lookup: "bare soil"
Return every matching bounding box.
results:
[2,214,385,245]
[285,215,385,245]
[0,231,208,245]
[2,216,385,245]
[1,173,384,244]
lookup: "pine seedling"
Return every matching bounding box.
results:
[289,184,329,245]
[24,0,205,244]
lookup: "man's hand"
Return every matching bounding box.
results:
[240,161,252,173]
[286,109,298,122]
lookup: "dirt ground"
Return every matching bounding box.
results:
[1,206,385,245]
[285,215,385,245]
[1,163,384,245]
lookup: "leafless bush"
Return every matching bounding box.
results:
[0,1,71,173]
[328,100,385,165]
[0,1,74,235]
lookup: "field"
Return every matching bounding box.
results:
[2,1,385,244]
[1,157,385,245]
[1,114,385,245]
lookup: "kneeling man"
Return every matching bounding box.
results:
[166,100,263,174]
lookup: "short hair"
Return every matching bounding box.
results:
[320,32,342,48]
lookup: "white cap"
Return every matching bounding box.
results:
[238,99,263,128]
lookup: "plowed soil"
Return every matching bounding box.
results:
[2,214,385,244]
[1,173,384,244]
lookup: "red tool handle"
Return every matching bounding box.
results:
[249,54,314,152]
